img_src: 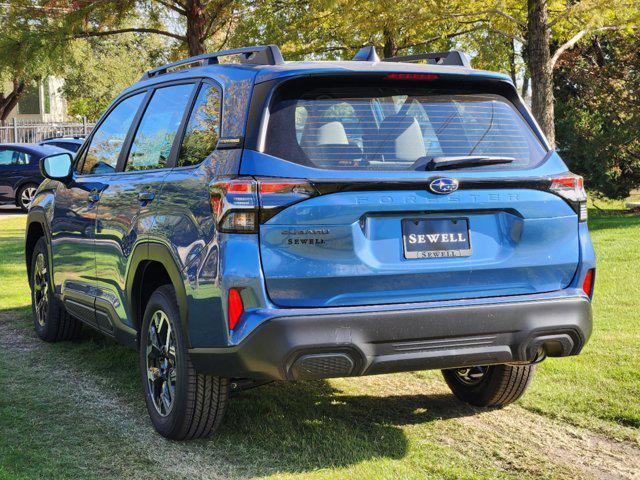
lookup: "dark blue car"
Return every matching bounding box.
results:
[25,45,596,440]
[0,143,68,211]
[38,136,85,153]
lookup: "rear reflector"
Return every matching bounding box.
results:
[227,288,244,330]
[582,269,595,298]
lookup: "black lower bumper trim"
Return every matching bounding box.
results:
[189,296,592,380]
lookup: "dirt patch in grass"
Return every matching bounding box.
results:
[357,373,640,479]
[461,405,640,480]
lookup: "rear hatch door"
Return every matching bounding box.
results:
[244,76,579,307]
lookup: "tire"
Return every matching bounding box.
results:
[17,183,38,212]
[30,237,82,342]
[442,364,535,407]
[139,284,229,440]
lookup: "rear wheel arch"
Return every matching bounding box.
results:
[25,215,49,280]
[127,243,189,344]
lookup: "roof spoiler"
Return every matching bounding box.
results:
[140,45,285,80]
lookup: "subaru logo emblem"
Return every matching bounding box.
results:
[429,178,459,194]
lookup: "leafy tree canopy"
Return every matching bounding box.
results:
[555,32,640,199]
[62,32,169,120]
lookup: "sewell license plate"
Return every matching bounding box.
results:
[402,218,471,259]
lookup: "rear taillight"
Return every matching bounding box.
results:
[582,269,595,298]
[549,173,588,222]
[210,177,317,232]
[210,179,258,233]
[221,211,256,232]
[257,179,317,220]
[227,288,244,330]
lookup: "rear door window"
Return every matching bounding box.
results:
[125,84,194,171]
[265,89,546,171]
[177,83,222,167]
[0,150,12,166]
[0,149,30,166]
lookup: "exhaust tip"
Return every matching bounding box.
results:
[526,333,576,360]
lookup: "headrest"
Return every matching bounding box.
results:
[394,117,426,161]
[316,121,349,145]
[375,115,426,161]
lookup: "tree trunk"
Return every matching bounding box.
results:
[0,79,27,123]
[185,0,207,56]
[383,28,398,58]
[508,39,517,84]
[521,70,530,98]
[526,0,555,147]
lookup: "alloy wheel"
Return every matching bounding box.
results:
[454,366,487,385]
[20,187,37,210]
[146,310,177,417]
[33,252,49,327]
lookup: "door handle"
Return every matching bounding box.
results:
[138,190,156,202]
[88,190,100,203]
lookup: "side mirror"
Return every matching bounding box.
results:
[40,153,73,182]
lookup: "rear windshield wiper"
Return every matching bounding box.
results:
[418,155,515,171]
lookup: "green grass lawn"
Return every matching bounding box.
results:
[0,205,638,479]
[520,200,640,437]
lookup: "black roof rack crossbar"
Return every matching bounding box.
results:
[383,50,472,68]
[141,45,285,80]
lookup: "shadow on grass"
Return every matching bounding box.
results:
[1,306,481,476]
[0,208,24,217]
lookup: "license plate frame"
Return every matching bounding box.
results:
[402,217,472,259]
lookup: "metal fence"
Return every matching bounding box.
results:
[0,118,94,144]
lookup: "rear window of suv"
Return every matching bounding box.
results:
[264,86,547,171]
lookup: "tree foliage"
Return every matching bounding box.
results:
[41,0,238,56]
[61,33,168,120]
[0,1,71,120]
[230,0,474,59]
[555,32,640,199]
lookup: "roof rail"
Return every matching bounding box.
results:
[383,50,472,68]
[352,46,380,62]
[141,45,285,80]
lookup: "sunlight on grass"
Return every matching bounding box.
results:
[0,217,31,310]
[520,204,640,438]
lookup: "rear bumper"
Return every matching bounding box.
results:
[189,294,592,380]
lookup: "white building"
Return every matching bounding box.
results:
[4,77,69,123]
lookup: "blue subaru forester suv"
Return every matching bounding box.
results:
[26,45,595,440]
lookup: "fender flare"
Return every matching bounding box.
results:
[126,241,190,343]
[24,208,52,280]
